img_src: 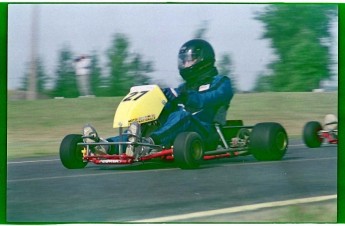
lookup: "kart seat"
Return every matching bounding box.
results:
[212,105,230,149]
[213,105,229,126]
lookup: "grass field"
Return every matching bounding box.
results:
[7,92,337,159]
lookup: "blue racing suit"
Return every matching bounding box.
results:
[150,74,234,148]
[107,74,233,152]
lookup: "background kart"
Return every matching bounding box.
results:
[303,114,338,148]
[60,85,288,169]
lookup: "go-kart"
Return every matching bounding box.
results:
[303,114,338,148]
[60,85,288,169]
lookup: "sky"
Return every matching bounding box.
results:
[7,3,338,91]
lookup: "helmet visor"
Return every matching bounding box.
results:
[178,50,201,69]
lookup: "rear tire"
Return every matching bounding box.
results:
[173,132,204,169]
[250,122,288,161]
[60,134,87,169]
[303,121,323,148]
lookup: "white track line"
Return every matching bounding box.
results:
[7,141,336,165]
[288,143,305,147]
[6,143,332,165]
[7,168,175,183]
[131,194,337,223]
[7,157,336,183]
[8,159,60,164]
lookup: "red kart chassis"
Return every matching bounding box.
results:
[319,130,338,145]
[80,125,253,165]
[60,121,288,169]
[82,148,248,165]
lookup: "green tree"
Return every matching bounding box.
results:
[21,58,50,96]
[217,53,237,92]
[53,45,79,97]
[194,20,209,39]
[89,51,103,96]
[255,4,337,91]
[106,33,154,96]
[130,53,153,85]
[254,72,273,92]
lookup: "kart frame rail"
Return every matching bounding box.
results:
[77,138,252,165]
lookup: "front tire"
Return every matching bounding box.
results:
[249,122,288,161]
[303,121,323,148]
[60,134,87,169]
[173,132,204,169]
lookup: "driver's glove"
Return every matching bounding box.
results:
[162,88,179,102]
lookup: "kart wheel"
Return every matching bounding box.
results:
[249,122,288,161]
[59,134,87,169]
[303,121,323,148]
[173,132,204,169]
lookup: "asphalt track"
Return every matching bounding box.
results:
[6,139,337,223]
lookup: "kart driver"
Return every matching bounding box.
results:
[83,39,234,157]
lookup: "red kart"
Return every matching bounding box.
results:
[303,114,338,148]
